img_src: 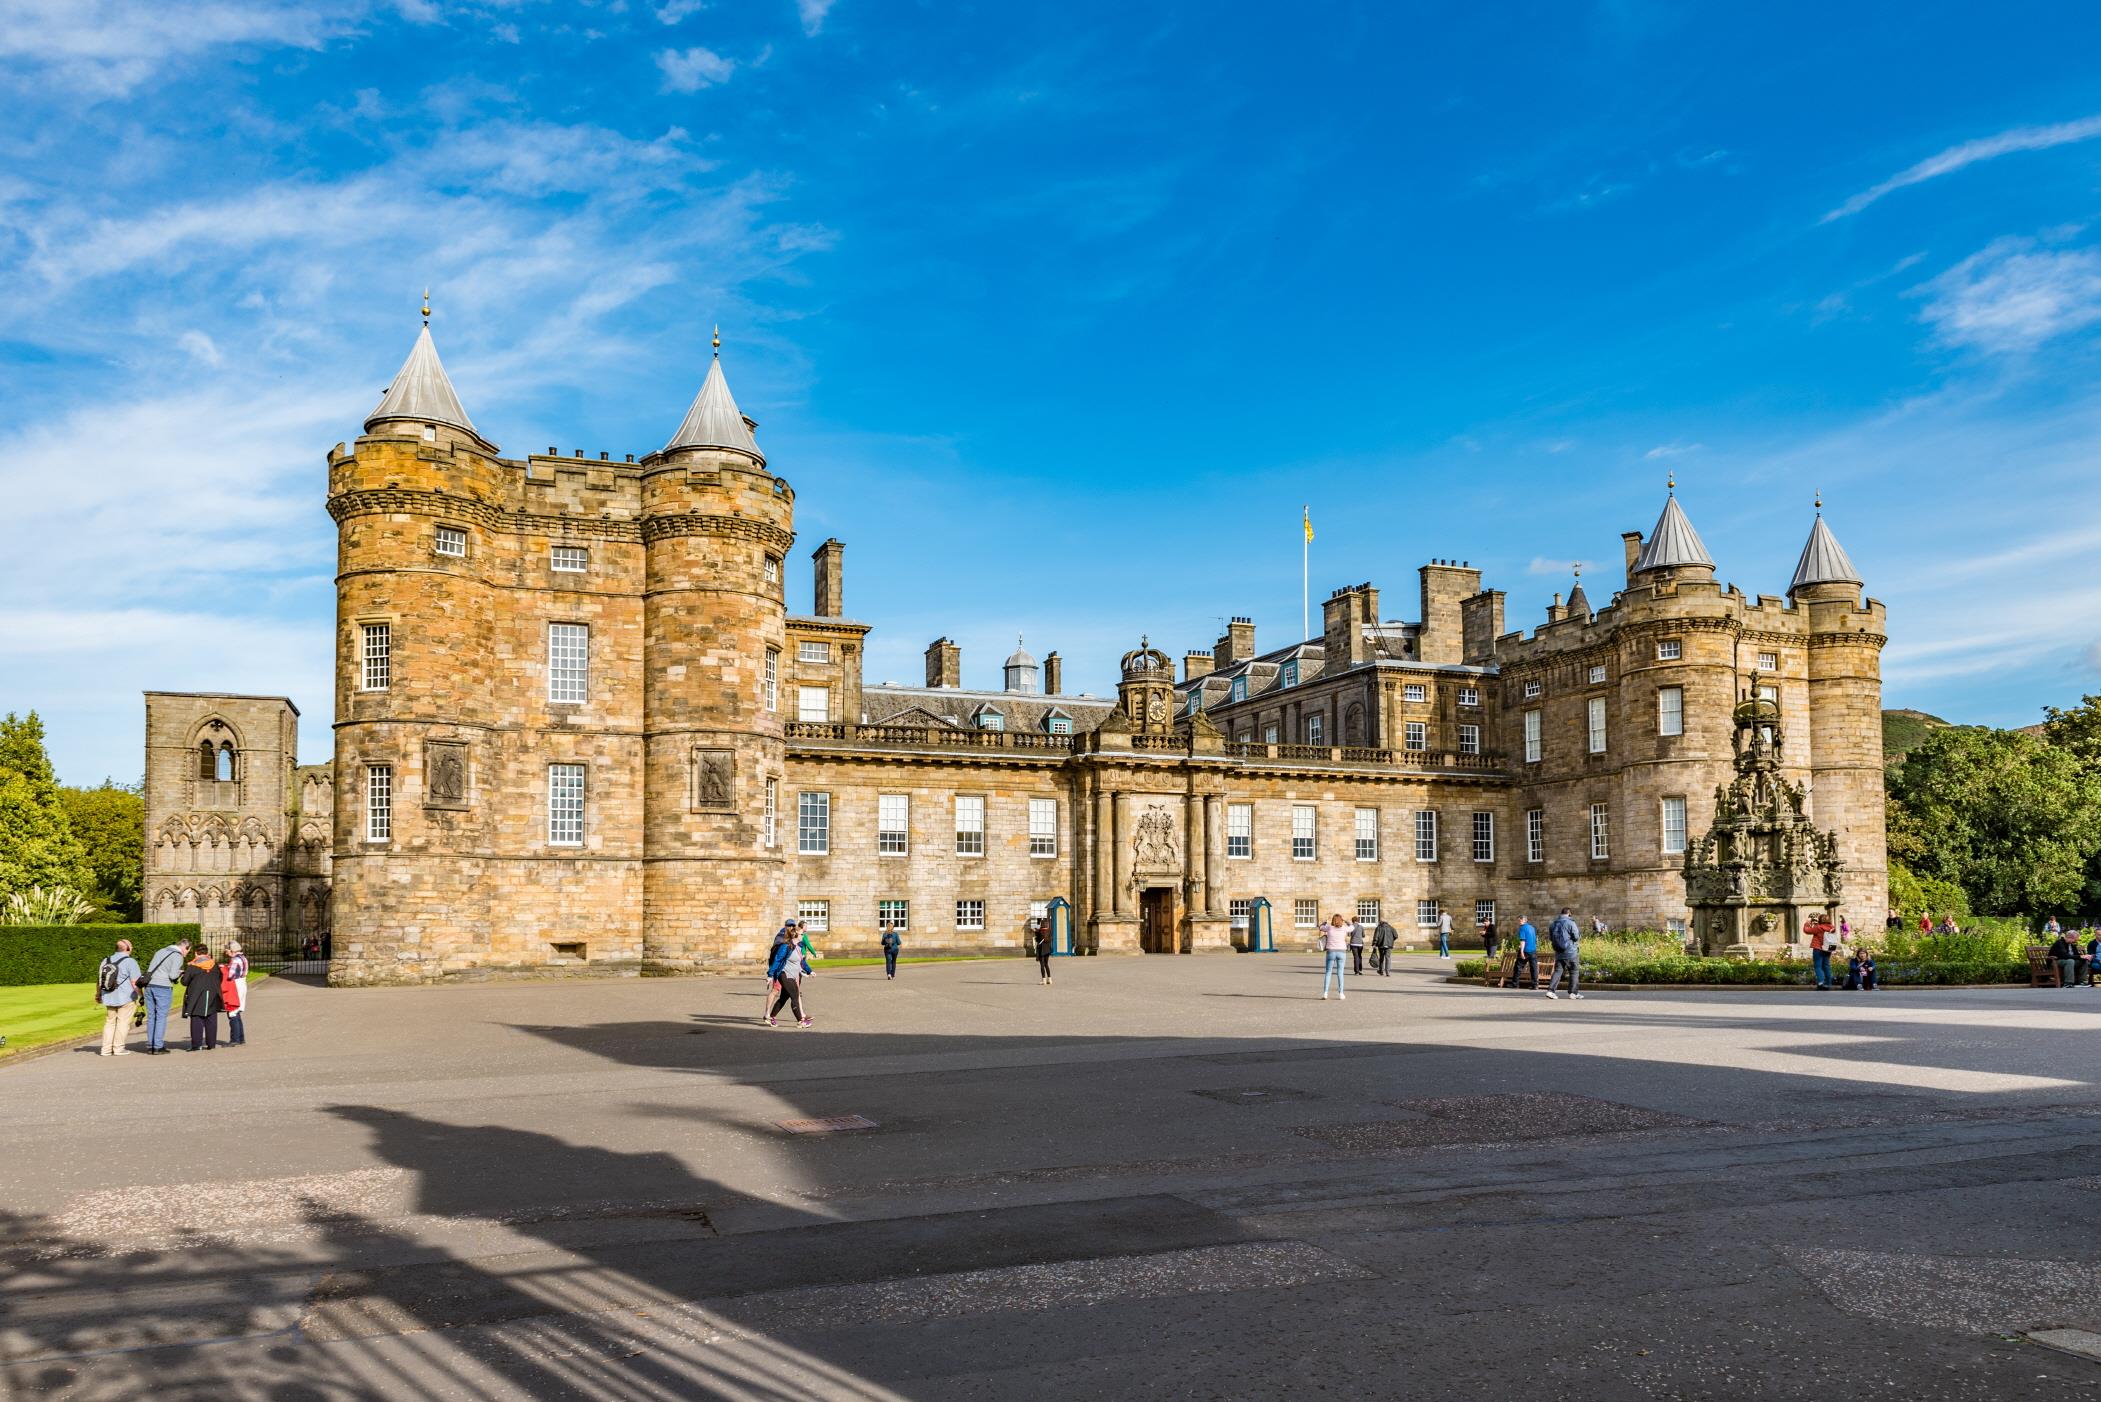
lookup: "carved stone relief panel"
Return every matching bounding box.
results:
[691,747,736,811]
[424,740,471,810]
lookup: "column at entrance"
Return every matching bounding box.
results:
[1089,784,1139,954]
[1188,791,1234,952]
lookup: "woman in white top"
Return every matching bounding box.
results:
[1320,914,1354,1000]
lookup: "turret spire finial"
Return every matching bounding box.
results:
[1666,471,1675,493]
[1572,562,1582,580]
[712,324,721,356]
[1814,489,1823,512]
[421,288,430,324]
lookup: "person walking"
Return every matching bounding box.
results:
[761,921,795,1019]
[179,946,224,1050]
[1512,916,1539,991]
[880,923,901,980]
[1479,912,1498,961]
[223,940,250,1046]
[1371,917,1397,976]
[1347,919,1366,976]
[1033,919,1055,985]
[1804,912,1834,990]
[1544,907,1582,1000]
[95,938,141,1058]
[1435,907,1453,959]
[765,935,811,1028]
[139,936,189,1055]
[1320,913,1351,999]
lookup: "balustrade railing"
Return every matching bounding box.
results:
[786,721,1505,771]
[785,721,1076,753]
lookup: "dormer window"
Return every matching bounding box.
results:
[976,709,1005,732]
[1280,661,1298,687]
[1230,675,1247,703]
[1045,713,1072,736]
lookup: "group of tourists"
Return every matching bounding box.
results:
[2042,917,2101,988]
[93,935,249,1056]
[1313,906,1589,1000]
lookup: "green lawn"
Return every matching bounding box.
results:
[0,971,270,1061]
[0,983,106,1059]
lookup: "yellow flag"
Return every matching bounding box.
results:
[1303,508,1314,544]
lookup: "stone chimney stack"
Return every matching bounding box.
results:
[1184,649,1215,682]
[1621,532,1643,586]
[1043,652,1063,695]
[811,538,845,617]
[1214,616,1256,667]
[925,637,961,688]
[1460,589,1505,665]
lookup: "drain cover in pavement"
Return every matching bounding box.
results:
[777,1114,880,1134]
[1191,1086,1321,1106]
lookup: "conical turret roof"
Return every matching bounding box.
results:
[367,322,477,436]
[1633,486,1714,572]
[1789,510,1861,593]
[663,351,760,457]
[1565,571,1591,617]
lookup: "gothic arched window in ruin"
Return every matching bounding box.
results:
[216,742,236,782]
[198,741,217,779]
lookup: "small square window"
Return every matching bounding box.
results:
[799,641,832,664]
[878,899,909,931]
[798,686,830,723]
[1416,900,1441,929]
[1229,899,1251,931]
[1588,664,1607,685]
[1756,684,1779,704]
[1757,652,1779,672]
[955,899,985,931]
[550,545,587,573]
[1356,898,1381,926]
[1656,639,1682,661]
[1293,898,1318,929]
[1458,687,1479,707]
[1524,680,1543,699]
[798,899,830,932]
[1047,715,1072,735]
[1474,899,1496,928]
[1404,683,1427,703]
[434,526,467,557]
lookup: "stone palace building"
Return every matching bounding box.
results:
[143,317,1887,983]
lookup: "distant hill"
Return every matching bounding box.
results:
[1883,709,1950,769]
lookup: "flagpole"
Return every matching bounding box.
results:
[1301,504,1309,642]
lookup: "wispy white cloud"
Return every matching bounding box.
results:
[1526,556,1597,577]
[654,0,706,21]
[1916,235,2101,354]
[1643,441,1703,459]
[657,45,735,92]
[1824,113,2101,222]
[797,0,835,37]
[0,0,365,97]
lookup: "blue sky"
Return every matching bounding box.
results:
[6,0,2101,783]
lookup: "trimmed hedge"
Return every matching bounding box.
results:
[0,925,200,987]
[1458,954,2027,986]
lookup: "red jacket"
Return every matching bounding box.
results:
[219,964,241,1013]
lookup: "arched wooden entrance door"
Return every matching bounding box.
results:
[1139,886,1182,953]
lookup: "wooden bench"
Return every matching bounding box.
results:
[2029,945,2095,988]
[1491,949,1555,988]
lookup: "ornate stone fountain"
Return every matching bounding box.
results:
[1682,695,1844,958]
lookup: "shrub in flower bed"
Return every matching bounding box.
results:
[1459,953,2026,986]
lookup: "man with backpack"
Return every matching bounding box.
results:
[139,936,190,1054]
[1544,908,1583,1000]
[1370,917,1397,976]
[95,938,141,1057]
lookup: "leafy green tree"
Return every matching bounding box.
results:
[1889,725,2101,915]
[2043,694,2101,765]
[0,712,92,902]
[56,779,144,921]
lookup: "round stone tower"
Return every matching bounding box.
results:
[638,335,792,971]
[1789,503,1888,928]
[326,303,507,984]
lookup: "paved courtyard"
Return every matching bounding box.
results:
[5,955,2101,1399]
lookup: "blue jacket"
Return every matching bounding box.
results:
[1548,914,1579,949]
[1516,922,1537,955]
[880,930,900,952]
